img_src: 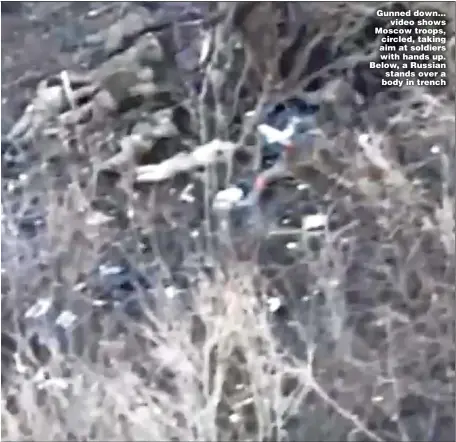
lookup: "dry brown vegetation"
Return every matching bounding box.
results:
[1,2,455,441]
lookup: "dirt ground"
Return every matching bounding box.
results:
[1,2,125,132]
[1,4,454,441]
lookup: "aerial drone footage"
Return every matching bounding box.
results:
[1,2,455,441]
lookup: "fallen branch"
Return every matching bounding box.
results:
[135,139,238,183]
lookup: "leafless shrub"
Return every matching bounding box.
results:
[2,2,455,441]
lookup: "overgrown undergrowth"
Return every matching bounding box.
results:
[1,2,455,441]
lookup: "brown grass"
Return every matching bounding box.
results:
[2,2,455,441]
